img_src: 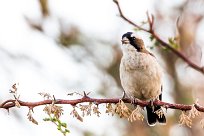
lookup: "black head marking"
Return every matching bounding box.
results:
[122,32,133,39]
[122,32,143,51]
[122,32,154,56]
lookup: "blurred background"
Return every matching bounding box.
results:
[1,0,204,136]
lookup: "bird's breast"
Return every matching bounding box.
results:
[120,52,162,100]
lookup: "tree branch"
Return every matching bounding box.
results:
[1,97,204,112]
[113,0,204,74]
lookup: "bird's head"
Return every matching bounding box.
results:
[121,32,145,52]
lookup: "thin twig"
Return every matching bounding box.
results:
[113,0,149,33]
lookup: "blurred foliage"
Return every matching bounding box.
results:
[107,45,122,86]
[58,26,82,47]
[83,131,95,136]
[39,0,49,17]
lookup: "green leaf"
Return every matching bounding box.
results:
[57,126,61,130]
[65,129,70,133]
[168,37,179,49]
[149,35,155,41]
[43,118,51,121]
[61,123,67,128]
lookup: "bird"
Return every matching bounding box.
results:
[119,32,166,126]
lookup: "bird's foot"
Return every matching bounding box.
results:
[154,108,164,119]
[130,97,139,106]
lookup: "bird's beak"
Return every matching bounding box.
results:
[121,39,129,44]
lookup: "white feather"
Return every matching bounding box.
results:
[120,43,163,100]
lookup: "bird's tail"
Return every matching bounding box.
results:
[146,105,166,126]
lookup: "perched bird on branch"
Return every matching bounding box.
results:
[120,32,166,126]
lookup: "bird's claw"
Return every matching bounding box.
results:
[130,97,138,106]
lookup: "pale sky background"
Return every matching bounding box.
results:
[0,0,198,136]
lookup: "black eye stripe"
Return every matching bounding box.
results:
[122,32,144,52]
[127,36,136,42]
